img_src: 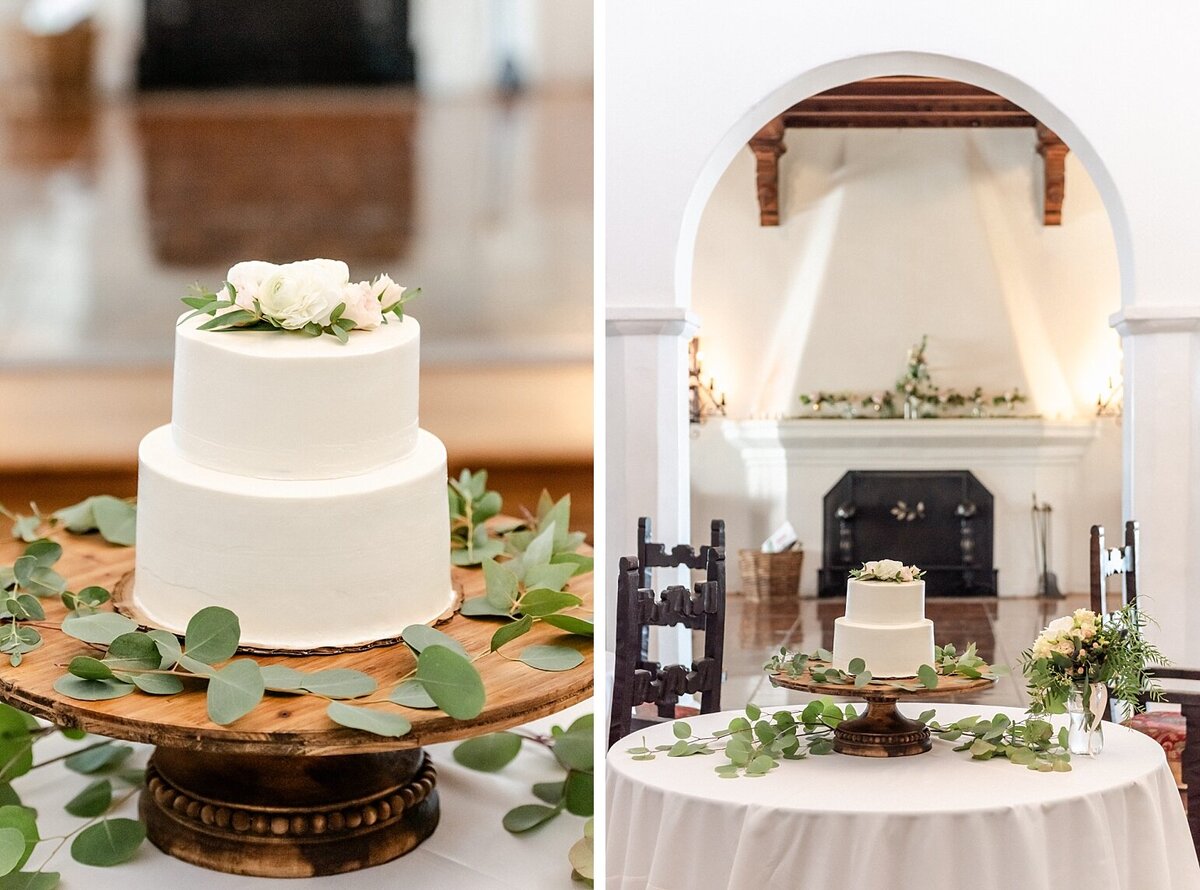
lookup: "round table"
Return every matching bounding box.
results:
[607,704,1200,890]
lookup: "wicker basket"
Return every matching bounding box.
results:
[738,547,804,602]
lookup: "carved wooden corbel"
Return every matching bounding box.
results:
[748,117,787,226]
[1036,124,1069,226]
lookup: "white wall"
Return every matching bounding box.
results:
[688,126,1124,596]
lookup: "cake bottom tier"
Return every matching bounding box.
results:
[832,618,935,679]
[133,425,454,650]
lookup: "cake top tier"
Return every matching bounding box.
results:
[170,260,423,482]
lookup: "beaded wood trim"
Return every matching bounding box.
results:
[112,570,463,656]
[145,754,438,841]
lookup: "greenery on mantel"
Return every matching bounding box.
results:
[795,335,1029,419]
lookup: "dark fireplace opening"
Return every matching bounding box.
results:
[819,470,998,597]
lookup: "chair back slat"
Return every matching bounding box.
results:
[1090,521,1139,615]
[610,519,727,748]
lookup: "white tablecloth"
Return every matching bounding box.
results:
[607,704,1200,890]
[16,702,591,889]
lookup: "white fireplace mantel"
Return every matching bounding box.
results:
[716,417,1104,597]
[724,418,1099,467]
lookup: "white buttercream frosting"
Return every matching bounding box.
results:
[833,577,935,677]
[171,312,420,480]
[133,425,454,650]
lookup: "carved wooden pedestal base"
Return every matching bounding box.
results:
[141,748,439,878]
[832,697,931,757]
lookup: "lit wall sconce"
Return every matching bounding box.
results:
[1096,375,1122,418]
[689,337,727,425]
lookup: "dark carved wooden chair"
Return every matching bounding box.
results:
[1091,521,1200,846]
[608,541,727,748]
[634,516,726,660]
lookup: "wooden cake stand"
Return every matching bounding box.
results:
[0,535,593,878]
[771,668,995,757]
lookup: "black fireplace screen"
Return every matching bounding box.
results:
[819,470,998,597]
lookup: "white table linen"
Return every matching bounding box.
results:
[16,702,591,889]
[607,703,1200,890]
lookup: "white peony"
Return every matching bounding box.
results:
[257,259,349,329]
[1046,616,1074,637]
[860,560,880,576]
[224,260,278,312]
[875,559,904,580]
[339,281,384,330]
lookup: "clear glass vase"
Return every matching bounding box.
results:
[1067,682,1107,756]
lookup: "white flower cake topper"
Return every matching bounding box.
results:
[849,559,925,582]
[180,259,419,344]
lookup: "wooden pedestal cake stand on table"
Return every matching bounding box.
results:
[0,535,594,878]
[771,669,995,757]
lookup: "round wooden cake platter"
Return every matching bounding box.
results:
[0,535,593,878]
[771,668,995,757]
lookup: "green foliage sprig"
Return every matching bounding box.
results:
[180,283,420,345]
[453,713,594,886]
[764,642,1008,693]
[2,498,136,548]
[0,702,149,883]
[449,470,505,566]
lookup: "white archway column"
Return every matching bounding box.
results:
[1112,306,1200,663]
[605,306,699,664]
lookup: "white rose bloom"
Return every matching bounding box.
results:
[373,273,408,311]
[875,559,904,579]
[224,260,278,312]
[897,566,914,582]
[1046,616,1074,636]
[1053,638,1075,656]
[861,561,879,576]
[340,281,384,330]
[258,259,349,329]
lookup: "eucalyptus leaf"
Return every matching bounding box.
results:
[550,551,594,576]
[67,657,114,681]
[53,676,135,702]
[917,664,939,689]
[401,625,468,658]
[564,769,593,816]
[89,497,136,547]
[64,779,113,818]
[64,744,133,775]
[184,606,241,664]
[61,613,138,646]
[124,672,184,695]
[260,665,307,691]
[104,633,161,672]
[388,679,437,709]
[51,498,97,534]
[9,518,39,544]
[326,702,412,737]
[532,781,565,804]
[490,615,533,651]
[298,669,377,700]
[414,647,485,719]
[516,589,583,618]
[69,818,146,866]
[205,660,265,725]
[518,644,584,672]
[481,559,519,612]
[452,732,523,772]
[460,596,511,618]
[0,872,59,889]
[0,807,36,871]
[176,654,217,678]
[522,563,577,595]
[145,629,181,669]
[502,803,559,834]
[21,541,61,568]
[538,613,594,637]
[521,523,556,569]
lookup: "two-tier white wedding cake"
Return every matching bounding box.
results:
[831,560,934,678]
[132,260,455,650]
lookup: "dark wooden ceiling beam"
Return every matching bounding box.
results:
[750,77,1068,227]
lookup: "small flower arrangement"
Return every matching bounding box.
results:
[849,559,924,582]
[180,259,419,344]
[1021,605,1165,716]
